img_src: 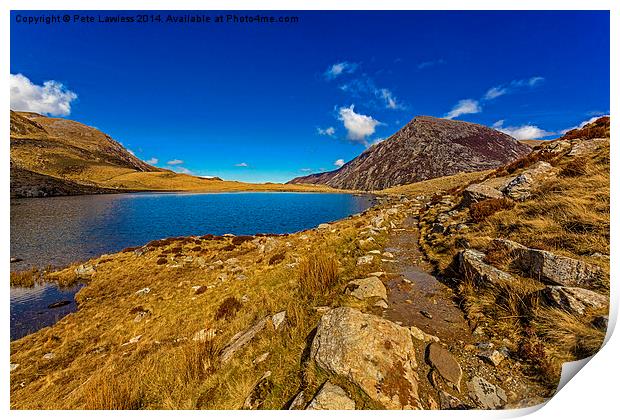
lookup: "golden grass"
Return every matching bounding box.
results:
[381,170,491,196]
[10,205,396,409]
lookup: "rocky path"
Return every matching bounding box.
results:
[376,209,549,409]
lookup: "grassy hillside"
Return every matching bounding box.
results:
[10,111,341,196]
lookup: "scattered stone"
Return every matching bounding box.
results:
[192,285,207,295]
[42,352,55,360]
[313,306,331,313]
[253,352,270,365]
[344,276,388,303]
[357,255,374,265]
[420,310,433,319]
[374,300,389,309]
[288,391,305,410]
[431,223,445,234]
[193,328,217,342]
[382,251,395,259]
[75,263,95,277]
[462,183,503,206]
[10,363,19,372]
[128,335,142,344]
[221,317,269,363]
[271,311,287,330]
[493,238,603,287]
[543,286,607,315]
[47,300,71,309]
[310,307,421,409]
[306,381,356,410]
[478,349,505,367]
[459,249,515,286]
[368,250,381,255]
[476,342,494,350]
[409,326,439,343]
[426,343,462,391]
[135,287,151,296]
[438,390,467,409]
[242,371,273,410]
[467,376,507,409]
[369,271,386,277]
[317,223,330,230]
[359,237,375,248]
[10,257,22,263]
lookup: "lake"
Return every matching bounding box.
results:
[10,192,374,339]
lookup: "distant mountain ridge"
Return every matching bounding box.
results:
[289,116,532,191]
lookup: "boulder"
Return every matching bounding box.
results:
[467,376,507,409]
[310,307,421,409]
[462,184,503,206]
[344,276,388,304]
[242,371,273,409]
[501,161,557,201]
[425,343,462,391]
[356,255,375,266]
[288,391,306,410]
[306,382,356,410]
[75,263,95,277]
[220,317,269,363]
[543,286,608,315]
[493,238,604,287]
[459,249,515,286]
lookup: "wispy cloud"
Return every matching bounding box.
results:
[340,76,405,110]
[417,59,446,70]
[10,73,77,116]
[334,159,345,168]
[324,61,358,80]
[492,120,554,140]
[317,126,336,137]
[146,157,159,165]
[234,162,249,167]
[167,159,184,165]
[338,105,381,142]
[484,76,545,100]
[300,168,313,172]
[444,99,481,120]
[166,166,193,175]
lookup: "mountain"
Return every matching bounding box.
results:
[10,111,338,198]
[289,116,532,191]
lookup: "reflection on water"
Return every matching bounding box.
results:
[10,191,374,340]
[10,282,83,340]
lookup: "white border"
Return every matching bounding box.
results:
[2,2,616,420]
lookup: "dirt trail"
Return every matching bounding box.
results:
[379,210,550,409]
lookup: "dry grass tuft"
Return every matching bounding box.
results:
[215,297,242,321]
[559,156,589,177]
[469,198,515,222]
[10,268,41,287]
[297,252,339,299]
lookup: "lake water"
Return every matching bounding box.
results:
[10,192,374,339]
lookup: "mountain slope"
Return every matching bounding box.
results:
[10,111,338,197]
[289,116,531,191]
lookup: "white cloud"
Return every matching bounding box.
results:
[492,120,554,140]
[334,159,345,168]
[378,88,402,110]
[172,166,193,174]
[10,73,78,116]
[417,59,446,70]
[317,126,336,136]
[483,86,508,100]
[324,61,358,80]
[234,162,249,167]
[444,99,481,120]
[127,149,135,156]
[300,168,313,172]
[559,114,609,135]
[167,159,184,165]
[338,105,381,142]
[146,157,159,165]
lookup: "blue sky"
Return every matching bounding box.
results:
[10,11,609,183]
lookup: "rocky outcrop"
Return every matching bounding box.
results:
[310,307,421,409]
[467,376,507,409]
[306,382,356,410]
[461,183,504,206]
[289,116,530,191]
[344,276,388,306]
[543,286,608,315]
[458,249,515,286]
[500,161,557,201]
[492,239,603,287]
[425,343,462,391]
